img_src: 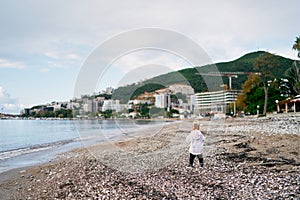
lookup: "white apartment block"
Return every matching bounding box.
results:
[128,99,152,105]
[155,94,171,108]
[195,90,241,114]
[169,84,195,96]
[102,100,124,112]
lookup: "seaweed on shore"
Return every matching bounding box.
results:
[220,151,300,167]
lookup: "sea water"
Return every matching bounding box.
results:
[0,119,163,173]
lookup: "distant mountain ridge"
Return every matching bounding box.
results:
[112,51,294,103]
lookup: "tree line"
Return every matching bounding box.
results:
[237,36,300,115]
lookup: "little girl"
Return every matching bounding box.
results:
[186,120,205,168]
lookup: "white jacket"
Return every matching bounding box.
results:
[186,130,205,155]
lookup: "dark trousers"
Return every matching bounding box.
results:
[189,153,203,167]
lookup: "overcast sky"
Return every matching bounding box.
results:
[0,0,299,113]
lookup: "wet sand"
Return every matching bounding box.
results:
[1,114,299,199]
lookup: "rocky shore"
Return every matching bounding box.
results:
[1,113,299,199]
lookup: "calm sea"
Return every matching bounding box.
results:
[0,119,163,173]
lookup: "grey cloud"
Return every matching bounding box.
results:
[0,0,299,68]
[0,86,21,113]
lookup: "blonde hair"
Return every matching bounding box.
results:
[193,120,200,130]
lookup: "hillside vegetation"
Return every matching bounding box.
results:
[112,51,294,103]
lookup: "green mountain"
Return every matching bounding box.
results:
[112,51,294,103]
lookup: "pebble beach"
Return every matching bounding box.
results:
[0,113,299,199]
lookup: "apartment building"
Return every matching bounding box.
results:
[195,90,241,114]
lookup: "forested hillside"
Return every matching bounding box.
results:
[112,51,294,103]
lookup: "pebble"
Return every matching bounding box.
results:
[12,115,300,199]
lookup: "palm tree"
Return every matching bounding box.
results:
[292,36,300,58]
[285,61,300,95]
[287,36,300,96]
[285,36,300,95]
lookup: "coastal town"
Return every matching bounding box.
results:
[0,50,295,120]
[0,76,299,120]
[16,77,300,120]
[19,84,196,119]
[1,1,300,199]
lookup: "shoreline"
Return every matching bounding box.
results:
[0,117,184,121]
[1,116,300,199]
[0,119,177,174]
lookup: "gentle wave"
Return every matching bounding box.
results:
[0,139,75,161]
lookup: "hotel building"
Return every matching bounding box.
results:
[195,90,241,114]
